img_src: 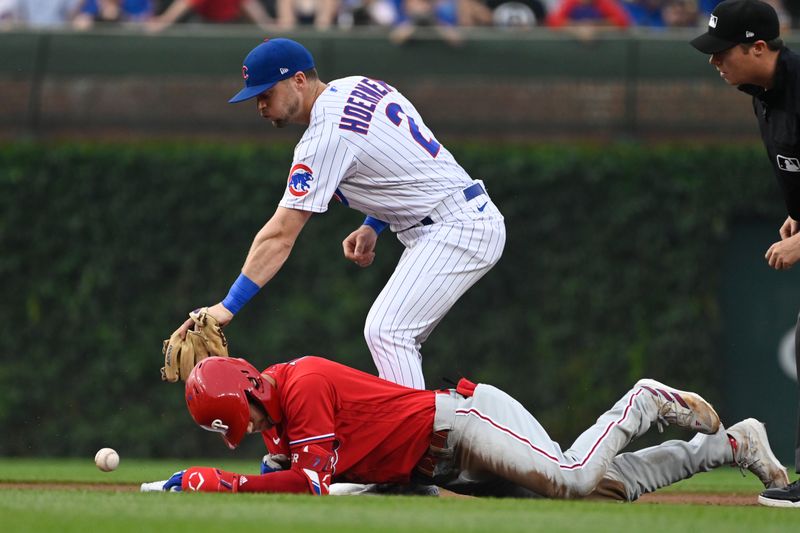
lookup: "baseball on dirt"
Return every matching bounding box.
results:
[94,447,120,472]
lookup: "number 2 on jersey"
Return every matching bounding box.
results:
[385,103,441,158]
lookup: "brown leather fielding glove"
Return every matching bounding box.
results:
[161,307,229,382]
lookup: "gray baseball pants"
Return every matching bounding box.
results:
[430,382,733,500]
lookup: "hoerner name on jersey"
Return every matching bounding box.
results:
[337,78,393,135]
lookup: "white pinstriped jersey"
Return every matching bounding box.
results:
[278,76,475,230]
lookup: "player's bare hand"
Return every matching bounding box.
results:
[174,303,234,339]
[779,216,800,240]
[343,226,378,268]
[765,233,800,270]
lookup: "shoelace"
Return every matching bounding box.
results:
[656,402,689,433]
[732,432,767,480]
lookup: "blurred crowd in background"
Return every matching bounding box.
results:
[0,0,794,43]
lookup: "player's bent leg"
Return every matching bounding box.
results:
[599,418,788,502]
[596,429,732,501]
[555,380,718,497]
[635,379,720,434]
[449,380,721,499]
[364,221,505,389]
[449,383,653,498]
[727,418,789,489]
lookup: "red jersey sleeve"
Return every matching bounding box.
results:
[283,372,338,449]
[261,425,290,455]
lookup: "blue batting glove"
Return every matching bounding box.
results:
[261,454,290,474]
[162,470,185,492]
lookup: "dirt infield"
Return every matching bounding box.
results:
[0,482,759,505]
[637,492,758,506]
[0,482,140,492]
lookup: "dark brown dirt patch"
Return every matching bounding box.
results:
[637,492,758,506]
[0,482,139,492]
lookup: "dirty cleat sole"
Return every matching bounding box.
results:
[637,379,720,434]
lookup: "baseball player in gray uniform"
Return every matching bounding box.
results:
[172,38,505,389]
[142,356,789,500]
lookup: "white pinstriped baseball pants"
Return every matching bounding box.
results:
[364,181,505,389]
[434,382,733,499]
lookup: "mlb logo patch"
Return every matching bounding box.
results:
[777,155,800,172]
[709,15,717,28]
[288,164,315,197]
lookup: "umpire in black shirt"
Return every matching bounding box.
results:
[692,0,800,508]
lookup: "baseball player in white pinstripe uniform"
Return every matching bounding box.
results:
[173,38,505,389]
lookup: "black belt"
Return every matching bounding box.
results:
[414,429,450,479]
[418,183,486,227]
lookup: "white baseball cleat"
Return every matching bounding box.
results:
[727,418,789,490]
[637,379,720,434]
[140,480,168,492]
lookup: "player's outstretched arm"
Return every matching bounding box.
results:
[142,467,314,494]
[173,207,312,340]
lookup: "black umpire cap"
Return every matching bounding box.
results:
[690,0,779,54]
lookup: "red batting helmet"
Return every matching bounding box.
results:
[185,357,282,449]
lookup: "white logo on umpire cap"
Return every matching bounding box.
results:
[280,68,289,75]
[745,31,755,38]
[709,15,717,28]
[777,155,800,172]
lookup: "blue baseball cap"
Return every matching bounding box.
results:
[229,39,315,104]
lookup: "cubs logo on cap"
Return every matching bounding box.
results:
[229,39,315,104]
[690,0,779,54]
[287,164,314,197]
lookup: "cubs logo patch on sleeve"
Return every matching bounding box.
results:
[288,164,315,197]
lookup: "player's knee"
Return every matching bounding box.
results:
[566,471,605,499]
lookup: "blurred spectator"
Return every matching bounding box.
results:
[546,0,631,27]
[454,0,547,27]
[484,0,547,28]
[623,0,665,27]
[0,0,18,29]
[785,0,800,28]
[336,0,396,28]
[389,0,462,44]
[276,0,338,29]
[697,0,789,30]
[73,0,154,28]
[15,0,83,27]
[764,0,790,32]
[147,0,275,31]
[696,0,718,15]
[661,0,698,27]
